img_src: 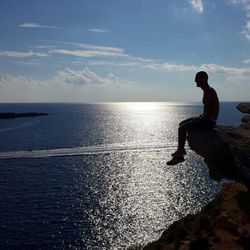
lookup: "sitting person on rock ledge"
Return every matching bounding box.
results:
[167,71,220,165]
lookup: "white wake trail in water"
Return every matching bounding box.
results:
[0,144,178,159]
[0,120,40,133]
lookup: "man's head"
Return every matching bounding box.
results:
[195,71,208,88]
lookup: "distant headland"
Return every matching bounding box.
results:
[0,112,49,119]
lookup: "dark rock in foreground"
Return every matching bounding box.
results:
[144,103,250,250]
[144,182,250,250]
[188,126,250,185]
[0,112,48,119]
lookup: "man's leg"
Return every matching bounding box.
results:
[167,119,196,165]
[177,124,188,154]
[176,118,215,155]
[172,118,195,157]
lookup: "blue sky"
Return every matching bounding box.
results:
[0,0,250,102]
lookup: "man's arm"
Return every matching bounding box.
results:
[195,88,219,122]
[203,88,219,120]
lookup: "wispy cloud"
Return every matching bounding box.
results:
[18,22,63,30]
[146,62,197,72]
[63,42,126,54]
[229,0,250,40]
[88,28,110,33]
[8,41,249,84]
[50,42,158,66]
[51,42,250,82]
[0,50,48,58]
[243,58,250,63]
[52,49,127,58]
[33,45,56,49]
[51,43,128,58]
[84,60,144,67]
[142,61,250,81]
[189,0,204,13]
[199,63,250,74]
[199,63,250,81]
[244,20,250,40]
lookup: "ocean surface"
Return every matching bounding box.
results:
[0,102,242,249]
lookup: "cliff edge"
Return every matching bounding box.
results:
[144,103,250,250]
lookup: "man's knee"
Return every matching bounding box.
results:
[178,124,188,133]
[179,117,194,127]
[179,120,195,133]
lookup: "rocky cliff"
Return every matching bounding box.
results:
[187,103,250,186]
[144,103,250,250]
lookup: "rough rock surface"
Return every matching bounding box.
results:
[144,103,250,250]
[188,125,250,185]
[144,183,250,250]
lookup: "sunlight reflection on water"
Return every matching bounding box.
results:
[71,150,222,249]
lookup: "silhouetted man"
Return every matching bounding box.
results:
[167,71,219,165]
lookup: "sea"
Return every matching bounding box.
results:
[0,102,242,249]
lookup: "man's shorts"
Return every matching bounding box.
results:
[179,117,216,131]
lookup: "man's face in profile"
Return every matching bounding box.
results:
[195,75,203,88]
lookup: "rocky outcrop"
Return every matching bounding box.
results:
[237,103,250,114]
[144,103,250,250]
[187,103,250,186]
[238,103,250,129]
[144,182,250,250]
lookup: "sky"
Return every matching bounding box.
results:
[0,0,250,102]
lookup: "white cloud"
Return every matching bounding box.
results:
[84,60,143,67]
[199,63,250,82]
[18,22,62,30]
[140,61,250,82]
[1,61,250,102]
[50,43,127,59]
[145,61,250,77]
[200,63,250,74]
[0,74,41,89]
[243,58,250,63]
[33,45,56,49]
[63,42,126,54]
[0,68,126,102]
[0,50,48,58]
[146,62,197,72]
[54,67,120,86]
[244,20,250,40]
[229,0,250,40]
[0,68,120,89]
[51,43,160,68]
[51,49,127,58]
[88,28,109,33]
[189,0,204,13]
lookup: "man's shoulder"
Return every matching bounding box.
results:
[208,87,217,95]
